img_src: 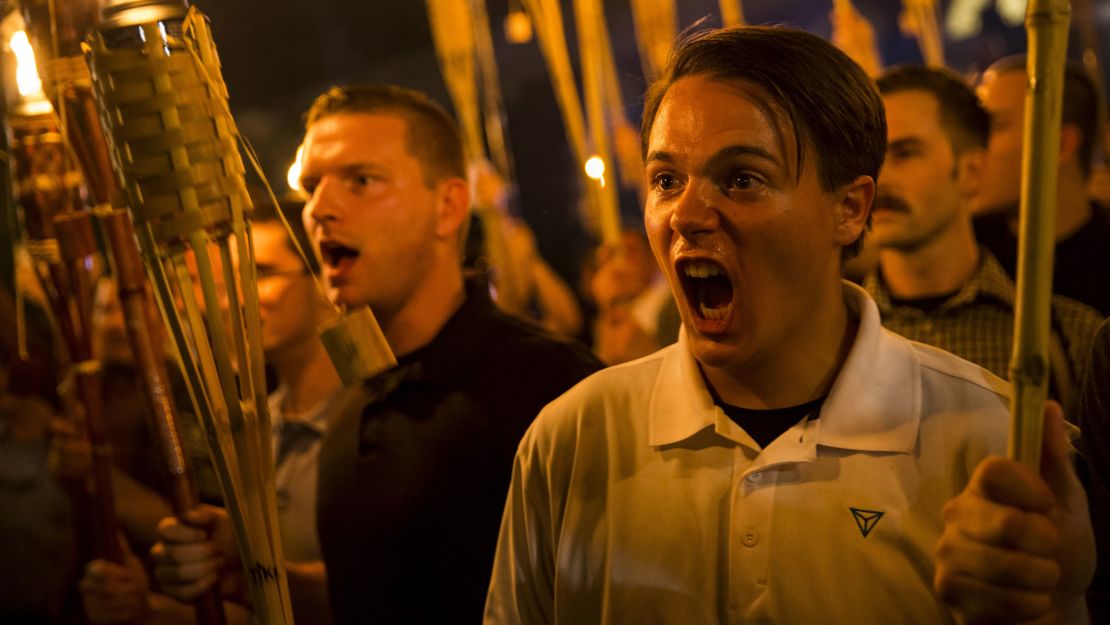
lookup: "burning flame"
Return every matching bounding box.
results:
[585,155,606,180]
[10,31,45,99]
[585,155,607,188]
[287,145,304,192]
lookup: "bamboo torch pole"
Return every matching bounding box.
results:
[1009,0,1071,470]
[101,210,228,625]
[426,0,531,315]
[15,2,229,621]
[572,0,622,248]
[901,0,946,68]
[628,0,677,84]
[1,12,123,568]
[82,2,298,621]
[719,0,746,27]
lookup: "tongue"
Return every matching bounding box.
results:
[697,275,733,309]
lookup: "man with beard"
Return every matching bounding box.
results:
[974,56,1110,316]
[485,27,1094,624]
[865,65,1101,414]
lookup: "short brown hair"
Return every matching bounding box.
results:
[877,65,989,155]
[986,56,1102,179]
[305,84,466,187]
[641,26,886,258]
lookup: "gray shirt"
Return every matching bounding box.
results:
[269,384,339,562]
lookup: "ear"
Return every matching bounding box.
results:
[1058,123,1082,167]
[833,175,874,249]
[955,147,987,199]
[434,177,471,240]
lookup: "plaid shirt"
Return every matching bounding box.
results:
[865,248,1104,399]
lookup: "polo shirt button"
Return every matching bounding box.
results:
[747,472,761,483]
[741,529,758,547]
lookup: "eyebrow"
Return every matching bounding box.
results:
[646,144,783,169]
[301,162,381,180]
[887,137,925,151]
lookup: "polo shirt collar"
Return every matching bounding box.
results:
[818,282,920,452]
[865,247,1014,317]
[648,282,920,454]
[647,331,724,446]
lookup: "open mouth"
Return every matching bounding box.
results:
[318,240,360,269]
[677,259,734,324]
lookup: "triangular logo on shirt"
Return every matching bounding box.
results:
[850,507,884,538]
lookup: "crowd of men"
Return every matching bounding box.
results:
[1,20,1109,625]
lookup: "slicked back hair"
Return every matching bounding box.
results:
[986,55,1102,179]
[877,65,989,155]
[640,26,886,258]
[305,84,466,188]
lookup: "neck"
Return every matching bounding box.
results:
[380,258,466,357]
[702,275,855,409]
[1007,170,1092,241]
[878,218,979,298]
[271,335,340,416]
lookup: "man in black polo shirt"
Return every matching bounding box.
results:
[152,85,599,623]
[974,56,1110,316]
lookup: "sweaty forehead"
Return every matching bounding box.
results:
[303,113,410,162]
[648,75,796,171]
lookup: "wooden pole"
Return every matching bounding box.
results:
[1009,0,1070,470]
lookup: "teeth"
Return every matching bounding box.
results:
[683,261,721,278]
[699,302,731,320]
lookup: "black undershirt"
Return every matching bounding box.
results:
[889,289,960,314]
[718,396,826,448]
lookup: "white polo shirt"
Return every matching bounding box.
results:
[485,282,1011,625]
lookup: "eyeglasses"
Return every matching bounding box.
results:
[256,268,309,282]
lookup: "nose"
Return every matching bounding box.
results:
[304,176,341,229]
[669,179,719,239]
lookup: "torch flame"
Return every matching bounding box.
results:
[287,145,305,193]
[585,155,606,180]
[10,31,45,99]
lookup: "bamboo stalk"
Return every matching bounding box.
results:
[428,0,532,314]
[100,209,227,625]
[629,0,677,83]
[1009,0,1071,470]
[52,212,124,565]
[572,0,622,247]
[520,0,589,167]
[5,104,124,566]
[719,0,746,27]
[902,0,946,68]
[470,0,516,186]
[80,3,297,621]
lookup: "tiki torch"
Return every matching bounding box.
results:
[15,1,227,621]
[81,1,294,622]
[1,14,123,568]
[427,0,532,314]
[900,0,946,68]
[1009,0,1070,470]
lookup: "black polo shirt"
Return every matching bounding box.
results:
[316,282,601,624]
[974,205,1110,315]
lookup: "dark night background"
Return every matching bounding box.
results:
[191,0,1109,284]
[6,0,1110,286]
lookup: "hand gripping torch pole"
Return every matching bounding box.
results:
[2,11,123,570]
[83,1,297,622]
[15,1,227,622]
[1009,0,1070,470]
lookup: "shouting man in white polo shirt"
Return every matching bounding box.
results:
[484,26,1094,625]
